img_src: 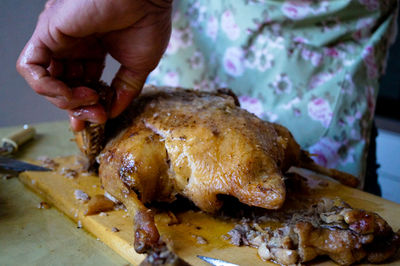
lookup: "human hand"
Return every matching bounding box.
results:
[17,0,172,131]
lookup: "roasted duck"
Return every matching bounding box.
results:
[75,85,360,254]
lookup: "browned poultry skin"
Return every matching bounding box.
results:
[97,86,290,251]
[100,87,287,210]
[85,86,359,253]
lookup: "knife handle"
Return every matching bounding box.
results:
[1,125,36,152]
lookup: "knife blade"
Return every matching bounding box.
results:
[0,156,51,172]
[197,255,238,266]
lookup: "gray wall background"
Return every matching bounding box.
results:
[0,0,118,127]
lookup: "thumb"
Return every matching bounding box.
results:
[109,66,149,118]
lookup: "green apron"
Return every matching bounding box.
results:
[148,0,398,184]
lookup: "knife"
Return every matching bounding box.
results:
[0,125,50,172]
[0,156,51,172]
[197,255,239,266]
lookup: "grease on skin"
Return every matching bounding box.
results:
[70,104,107,124]
[72,109,90,118]
[20,43,35,65]
[20,43,47,81]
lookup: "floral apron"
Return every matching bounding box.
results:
[148,0,398,185]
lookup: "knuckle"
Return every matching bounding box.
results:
[16,59,26,74]
[55,101,71,110]
[32,85,47,95]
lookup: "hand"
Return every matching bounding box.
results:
[17,0,172,131]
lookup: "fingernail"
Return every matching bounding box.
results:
[71,109,105,124]
[72,110,83,118]
[69,116,85,132]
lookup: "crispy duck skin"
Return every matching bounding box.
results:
[75,85,360,253]
[74,81,113,171]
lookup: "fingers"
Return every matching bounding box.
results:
[62,60,104,82]
[69,65,150,130]
[84,59,105,83]
[18,41,104,109]
[45,86,99,109]
[47,59,63,78]
[17,41,73,99]
[69,115,86,132]
[47,59,105,83]
[64,61,84,80]
[68,103,107,125]
[109,66,148,118]
[67,65,148,130]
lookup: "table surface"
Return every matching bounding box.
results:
[0,121,130,266]
[1,121,400,266]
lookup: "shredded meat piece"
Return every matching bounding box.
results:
[225,198,400,265]
[139,243,190,266]
[37,201,50,209]
[192,235,208,245]
[37,156,59,169]
[74,189,90,202]
[60,167,78,179]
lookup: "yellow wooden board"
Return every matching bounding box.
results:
[0,122,129,266]
[18,156,400,266]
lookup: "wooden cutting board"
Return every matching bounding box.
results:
[18,156,400,266]
[2,121,399,265]
[0,121,131,266]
